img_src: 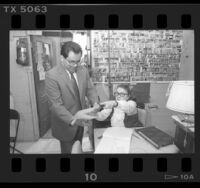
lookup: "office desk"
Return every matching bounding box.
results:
[94,128,179,153]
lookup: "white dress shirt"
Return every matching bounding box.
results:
[65,69,79,88]
[96,100,137,127]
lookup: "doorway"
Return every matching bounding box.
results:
[31,35,55,137]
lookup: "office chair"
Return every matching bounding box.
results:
[10,109,23,154]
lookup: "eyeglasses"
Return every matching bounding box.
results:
[114,92,128,97]
[66,58,81,66]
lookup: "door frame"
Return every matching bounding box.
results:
[30,35,54,137]
[27,35,40,140]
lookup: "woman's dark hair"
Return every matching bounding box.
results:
[116,84,137,102]
[61,41,82,58]
[116,84,131,95]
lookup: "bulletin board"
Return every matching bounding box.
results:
[91,30,183,83]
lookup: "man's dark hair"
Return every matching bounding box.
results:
[61,41,82,58]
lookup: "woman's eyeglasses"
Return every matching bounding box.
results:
[114,92,128,97]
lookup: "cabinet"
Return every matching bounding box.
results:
[172,116,194,153]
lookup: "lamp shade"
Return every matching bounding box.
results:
[166,81,194,114]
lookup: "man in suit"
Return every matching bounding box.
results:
[45,41,98,153]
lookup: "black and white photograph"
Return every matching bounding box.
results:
[10,30,194,154]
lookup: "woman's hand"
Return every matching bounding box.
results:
[100,100,117,109]
[93,102,101,110]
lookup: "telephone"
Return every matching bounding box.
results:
[16,38,29,66]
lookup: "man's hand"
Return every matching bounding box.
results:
[74,109,97,120]
[70,107,100,126]
[82,120,93,127]
[100,100,117,109]
[75,119,92,127]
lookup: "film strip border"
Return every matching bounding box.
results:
[7,155,197,182]
[1,5,199,29]
[11,14,192,29]
[1,4,200,182]
[11,156,192,171]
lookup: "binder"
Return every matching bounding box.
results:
[135,126,174,149]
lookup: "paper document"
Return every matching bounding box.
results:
[95,127,133,153]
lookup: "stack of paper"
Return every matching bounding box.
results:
[95,127,133,153]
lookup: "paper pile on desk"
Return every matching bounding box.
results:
[95,127,133,153]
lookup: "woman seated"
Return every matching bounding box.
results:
[95,85,143,128]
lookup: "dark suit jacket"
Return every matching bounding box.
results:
[45,63,98,141]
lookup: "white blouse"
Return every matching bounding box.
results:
[96,100,137,127]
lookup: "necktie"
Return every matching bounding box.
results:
[70,72,82,110]
[70,72,83,137]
